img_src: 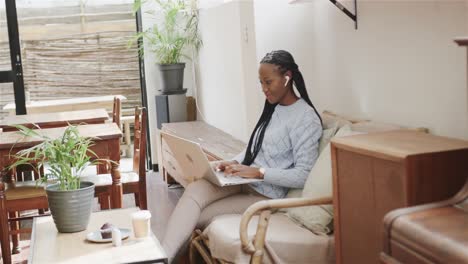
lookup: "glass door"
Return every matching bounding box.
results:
[0,0,151,165]
[0,0,25,117]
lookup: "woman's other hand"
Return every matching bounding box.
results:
[215,160,238,172]
[224,164,263,179]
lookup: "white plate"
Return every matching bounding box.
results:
[86,228,131,243]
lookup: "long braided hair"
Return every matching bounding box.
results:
[241,50,322,166]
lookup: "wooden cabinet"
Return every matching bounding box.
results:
[331,130,468,264]
[159,121,245,186]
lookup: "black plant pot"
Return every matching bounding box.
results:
[158,63,186,94]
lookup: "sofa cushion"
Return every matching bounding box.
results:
[319,122,340,153]
[197,193,268,229]
[322,111,429,134]
[285,123,340,199]
[322,110,367,129]
[286,126,362,235]
[286,110,361,199]
[350,121,429,133]
[203,213,335,264]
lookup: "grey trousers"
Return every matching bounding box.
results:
[162,179,268,262]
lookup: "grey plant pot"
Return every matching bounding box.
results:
[158,63,185,94]
[46,181,95,233]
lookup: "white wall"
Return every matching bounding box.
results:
[145,0,468,161]
[196,0,261,142]
[239,1,264,138]
[254,0,468,140]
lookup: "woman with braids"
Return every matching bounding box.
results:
[162,50,323,262]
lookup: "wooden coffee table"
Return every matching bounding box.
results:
[29,208,167,263]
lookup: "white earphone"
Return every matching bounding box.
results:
[284,76,290,87]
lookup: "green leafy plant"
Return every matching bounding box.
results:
[130,0,202,64]
[9,125,101,191]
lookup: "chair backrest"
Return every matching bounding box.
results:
[112,97,121,128]
[14,163,44,182]
[133,107,147,175]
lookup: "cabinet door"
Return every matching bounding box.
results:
[334,148,377,264]
[372,158,406,261]
[334,148,405,264]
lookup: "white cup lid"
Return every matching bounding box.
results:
[132,210,151,220]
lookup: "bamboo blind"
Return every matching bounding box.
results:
[0,31,141,119]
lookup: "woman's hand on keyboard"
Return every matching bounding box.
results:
[215,160,238,172]
[224,164,263,179]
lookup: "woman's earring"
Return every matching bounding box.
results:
[284,76,290,87]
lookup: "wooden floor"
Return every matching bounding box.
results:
[146,171,184,240]
[1,159,184,264]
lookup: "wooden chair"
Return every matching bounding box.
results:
[81,106,148,210]
[8,163,47,246]
[113,96,121,128]
[381,179,468,263]
[121,111,135,157]
[0,168,49,264]
[92,96,121,208]
[13,163,43,182]
[113,95,135,157]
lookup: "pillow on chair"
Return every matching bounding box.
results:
[319,122,339,153]
[286,125,363,235]
[350,121,429,134]
[322,110,366,129]
[285,123,340,199]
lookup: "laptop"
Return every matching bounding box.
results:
[160,131,263,187]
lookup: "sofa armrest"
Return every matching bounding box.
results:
[240,196,332,254]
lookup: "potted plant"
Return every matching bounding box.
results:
[10,125,101,233]
[131,0,202,94]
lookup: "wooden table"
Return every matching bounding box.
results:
[29,207,167,264]
[0,109,109,132]
[3,95,126,116]
[160,121,246,186]
[0,123,124,208]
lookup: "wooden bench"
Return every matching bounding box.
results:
[159,121,246,187]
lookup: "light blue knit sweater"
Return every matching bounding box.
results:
[233,98,322,199]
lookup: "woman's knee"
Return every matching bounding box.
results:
[184,179,212,197]
[182,179,216,206]
[182,179,240,209]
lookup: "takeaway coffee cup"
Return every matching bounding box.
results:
[132,210,152,238]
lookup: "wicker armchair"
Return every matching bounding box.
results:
[190,196,333,264]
